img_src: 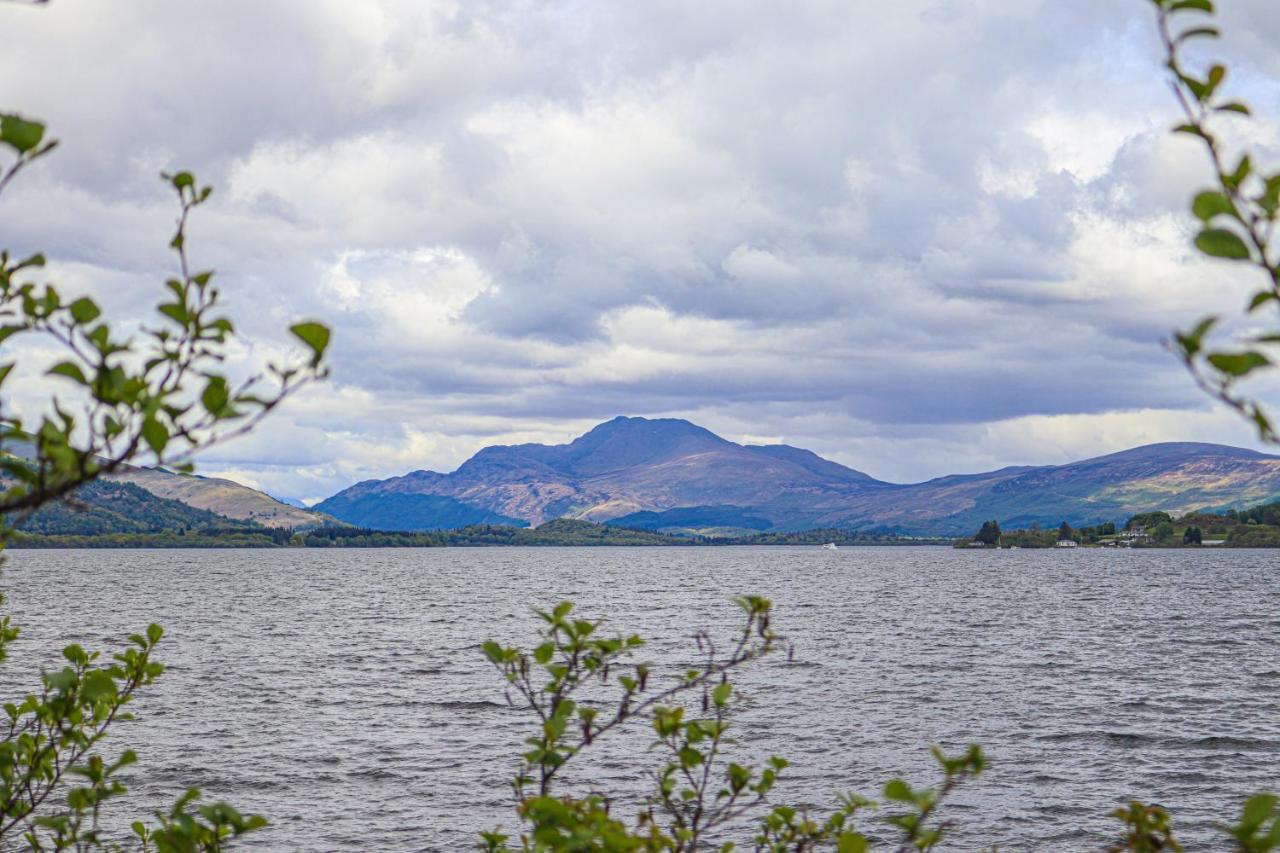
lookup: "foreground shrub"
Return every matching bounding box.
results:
[482,599,1278,851]
[0,97,329,847]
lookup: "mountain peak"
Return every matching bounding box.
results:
[564,416,731,475]
[1068,441,1278,467]
[576,415,725,443]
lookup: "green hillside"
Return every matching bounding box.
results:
[13,481,261,535]
[443,519,688,546]
[314,492,527,531]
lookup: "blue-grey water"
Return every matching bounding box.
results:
[0,546,1276,851]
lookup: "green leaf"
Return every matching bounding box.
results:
[68,297,101,324]
[290,322,330,367]
[0,114,45,154]
[1242,793,1277,828]
[883,779,913,803]
[46,668,76,692]
[1248,291,1277,312]
[142,417,169,455]
[1230,155,1252,187]
[48,361,88,384]
[201,377,230,415]
[1176,26,1219,43]
[1169,0,1213,10]
[1207,350,1270,377]
[837,833,869,853]
[1195,228,1251,260]
[158,302,189,326]
[1203,64,1226,100]
[1217,102,1251,115]
[678,746,704,768]
[1191,190,1235,222]
[712,682,732,707]
[81,670,118,702]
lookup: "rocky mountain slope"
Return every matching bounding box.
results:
[108,466,327,529]
[315,417,1280,535]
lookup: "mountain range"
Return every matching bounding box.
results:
[311,416,1280,536]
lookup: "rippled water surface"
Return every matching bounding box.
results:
[1,546,1277,850]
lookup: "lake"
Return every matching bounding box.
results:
[0,546,1276,850]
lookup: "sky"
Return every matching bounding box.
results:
[2,0,1279,503]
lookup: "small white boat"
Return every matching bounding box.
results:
[821,542,838,550]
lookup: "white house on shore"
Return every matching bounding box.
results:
[1055,539,1078,548]
[1117,527,1151,546]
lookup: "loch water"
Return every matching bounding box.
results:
[0,546,1276,851]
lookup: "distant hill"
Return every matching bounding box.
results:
[315,417,1280,535]
[916,442,1280,532]
[443,518,687,546]
[108,466,328,529]
[313,492,527,531]
[14,480,261,536]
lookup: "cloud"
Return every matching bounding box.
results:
[1,0,1277,499]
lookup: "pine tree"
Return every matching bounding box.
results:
[975,519,1001,545]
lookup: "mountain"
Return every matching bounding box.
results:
[107,466,328,529]
[15,480,263,535]
[313,492,527,531]
[824,442,1280,534]
[314,417,1280,535]
[0,442,329,532]
[315,416,881,531]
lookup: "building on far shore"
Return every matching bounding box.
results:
[1117,526,1151,546]
[1055,539,1078,548]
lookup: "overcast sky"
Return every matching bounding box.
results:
[3,0,1279,502]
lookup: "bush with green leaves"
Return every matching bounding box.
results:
[1153,0,1280,442]
[481,598,1280,851]
[479,597,986,851]
[0,107,329,849]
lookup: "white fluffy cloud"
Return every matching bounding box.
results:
[1,0,1277,501]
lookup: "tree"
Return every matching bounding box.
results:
[481,599,987,850]
[1057,521,1072,542]
[1127,511,1173,531]
[1183,526,1203,545]
[0,106,330,847]
[1152,0,1280,443]
[974,519,1001,545]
